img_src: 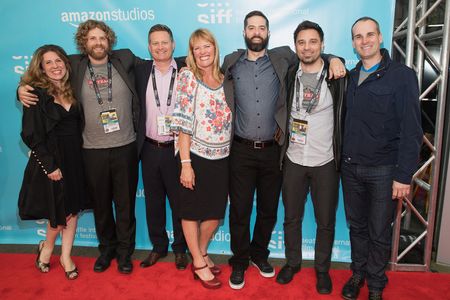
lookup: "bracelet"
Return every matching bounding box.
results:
[180,159,191,163]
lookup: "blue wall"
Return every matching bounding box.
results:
[0,0,395,261]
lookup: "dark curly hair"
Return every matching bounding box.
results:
[75,19,117,55]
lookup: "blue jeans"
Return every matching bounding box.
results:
[341,159,397,291]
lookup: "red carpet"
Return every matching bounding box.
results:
[0,253,449,299]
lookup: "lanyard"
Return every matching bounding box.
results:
[295,68,326,113]
[87,61,112,106]
[151,66,176,108]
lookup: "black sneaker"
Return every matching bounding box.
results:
[368,290,383,300]
[250,259,275,278]
[341,274,365,300]
[229,265,245,290]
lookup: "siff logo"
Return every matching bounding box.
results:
[197,2,232,24]
[12,55,32,75]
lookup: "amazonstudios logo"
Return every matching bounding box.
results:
[60,7,155,27]
[197,2,232,24]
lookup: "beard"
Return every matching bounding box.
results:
[86,44,109,61]
[244,35,269,52]
[300,54,321,65]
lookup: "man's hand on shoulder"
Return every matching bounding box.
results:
[328,58,346,79]
[18,85,38,107]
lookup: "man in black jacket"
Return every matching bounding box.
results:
[341,17,422,300]
[135,24,188,270]
[275,21,346,295]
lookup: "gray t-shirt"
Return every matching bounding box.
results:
[358,69,375,85]
[80,63,135,149]
[287,68,334,167]
[300,72,320,111]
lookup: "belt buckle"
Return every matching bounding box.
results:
[253,141,263,149]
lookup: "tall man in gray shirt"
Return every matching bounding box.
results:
[18,20,141,275]
[222,10,346,290]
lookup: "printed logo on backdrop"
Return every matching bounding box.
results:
[136,188,145,200]
[35,220,47,238]
[60,7,155,27]
[197,2,232,24]
[12,55,32,75]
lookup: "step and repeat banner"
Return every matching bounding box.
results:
[0,0,394,261]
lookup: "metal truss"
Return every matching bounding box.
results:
[390,0,450,271]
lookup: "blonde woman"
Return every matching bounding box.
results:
[171,29,232,289]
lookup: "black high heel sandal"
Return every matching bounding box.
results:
[60,260,79,280]
[35,240,50,273]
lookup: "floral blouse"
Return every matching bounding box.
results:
[171,68,232,160]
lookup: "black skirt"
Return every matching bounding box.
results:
[178,153,229,220]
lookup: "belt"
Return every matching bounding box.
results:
[145,137,174,148]
[233,135,275,149]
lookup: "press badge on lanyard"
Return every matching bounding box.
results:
[157,115,172,135]
[100,109,120,133]
[291,118,308,145]
[88,61,121,134]
[290,68,326,145]
[152,66,176,136]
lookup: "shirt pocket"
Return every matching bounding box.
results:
[367,85,393,114]
[364,85,394,138]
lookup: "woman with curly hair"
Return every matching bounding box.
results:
[18,44,87,280]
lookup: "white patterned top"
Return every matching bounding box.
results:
[171,68,232,160]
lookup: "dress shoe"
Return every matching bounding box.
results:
[251,259,275,278]
[368,290,383,300]
[140,251,167,268]
[341,274,365,300]
[276,264,300,284]
[203,254,221,275]
[191,264,221,289]
[175,253,188,270]
[93,254,114,273]
[118,256,133,274]
[229,265,245,290]
[316,272,332,294]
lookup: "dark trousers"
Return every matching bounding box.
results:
[228,141,282,268]
[341,160,397,291]
[282,158,339,272]
[141,141,186,254]
[83,142,138,260]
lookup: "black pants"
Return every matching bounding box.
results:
[282,158,339,272]
[83,142,138,260]
[141,141,186,254]
[228,141,282,268]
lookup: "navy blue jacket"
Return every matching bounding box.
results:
[342,48,422,184]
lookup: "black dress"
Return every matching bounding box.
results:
[18,88,87,228]
[53,103,86,216]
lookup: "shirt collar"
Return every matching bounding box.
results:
[296,59,326,79]
[240,49,269,62]
[154,58,177,73]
